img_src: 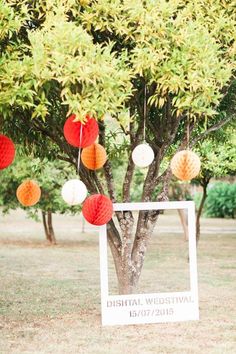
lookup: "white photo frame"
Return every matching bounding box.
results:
[99,201,199,326]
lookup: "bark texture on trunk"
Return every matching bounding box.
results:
[109,208,163,294]
[196,178,210,244]
[42,211,50,241]
[42,211,56,244]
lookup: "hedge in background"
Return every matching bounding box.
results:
[204,182,236,219]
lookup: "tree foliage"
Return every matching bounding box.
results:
[1,0,236,122]
[194,130,236,184]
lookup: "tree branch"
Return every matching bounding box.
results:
[90,171,105,194]
[190,115,234,147]
[122,156,135,202]
[57,155,74,165]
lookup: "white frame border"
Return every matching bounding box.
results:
[99,201,199,326]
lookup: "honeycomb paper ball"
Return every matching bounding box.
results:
[132,143,154,168]
[82,194,113,226]
[61,179,87,205]
[170,150,201,181]
[63,114,99,148]
[0,134,15,170]
[16,180,41,207]
[81,143,107,170]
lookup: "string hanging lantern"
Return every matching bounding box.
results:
[0,134,15,170]
[61,179,87,205]
[62,118,88,205]
[132,85,154,168]
[63,114,99,148]
[82,194,113,226]
[81,143,107,170]
[170,150,201,181]
[16,180,41,207]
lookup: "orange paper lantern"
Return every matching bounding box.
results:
[16,180,41,207]
[170,150,201,181]
[81,143,107,170]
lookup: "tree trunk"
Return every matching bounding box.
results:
[42,211,57,244]
[42,211,51,242]
[108,212,137,294]
[108,210,160,295]
[196,179,210,244]
[47,211,57,244]
[178,209,188,241]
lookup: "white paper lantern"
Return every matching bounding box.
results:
[132,143,154,168]
[61,179,87,205]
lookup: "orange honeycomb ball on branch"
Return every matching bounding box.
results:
[170,150,201,181]
[16,180,41,207]
[81,143,107,170]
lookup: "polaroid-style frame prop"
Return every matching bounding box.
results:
[99,201,199,326]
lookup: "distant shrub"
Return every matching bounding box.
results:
[204,182,236,218]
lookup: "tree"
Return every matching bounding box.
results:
[193,129,236,242]
[0,0,236,293]
[0,154,80,244]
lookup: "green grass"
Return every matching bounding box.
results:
[0,210,235,353]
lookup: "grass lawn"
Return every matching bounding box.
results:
[0,210,235,354]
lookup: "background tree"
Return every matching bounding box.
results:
[0,154,80,244]
[0,0,236,293]
[193,129,236,242]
